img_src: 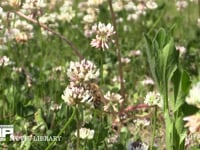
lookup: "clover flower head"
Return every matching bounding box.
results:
[176,45,186,55]
[141,77,154,85]
[67,59,99,84]
[23,0,46,10]
[9,0,21,8]
[184,113,200,133]
[146,1,158,10]
[144,91,162,108]
[90,22,115,50]
[104,91,123,112]
[61,84,93,106]
[75,128,95,140]
[104,91,123,103]
[0,56,13,67]
[176,0,188,11]
[112,0,124,12]
[57,1,75,22]
[87,0,105,6]
[186,82,200,108]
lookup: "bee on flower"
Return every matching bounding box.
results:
[90,22,115,50]
[61,83,93,106]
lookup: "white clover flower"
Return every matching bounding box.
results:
[104,91,123,112]
[87,0,105,6]
[136,3,147,15]
[74,128,94,140]
[184,113,200,133]
[176,1,188,11]
[61,84,93,106]
[112,0,124,12]
[124,1,136,11]
[50,103,61,111]
[67,59,99,84]
[39,13,58,24]
[3,19,34,43]
[186,82,200,108]
[144,91,162,108]
[133,119,150,127]
[127,141,149,150]
[4,28,20,41]
[176,45,186,55]
[13,20,33,31]
[121,57,131,64]
[82,8,99,24]
[141,77,154,85]
[0,56,13,67]
[127,13,139,21]
[83,14,97,24]
[104,91,124,103]
[9,0,21,8]
[146,1,158,10]
[57,1,75,22]
[22,0,46,10]
[90,22,115,50]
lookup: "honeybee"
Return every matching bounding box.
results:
[86,83,106,109]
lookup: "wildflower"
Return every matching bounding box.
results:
[9,0,21,8]
[129,50,142,57]
[144,91,162,108]
[50,103,61,112]
[146,1,158,10]
[0,56,13,67]
[104,91,123,112]
[87,0,105,6]
[57,1,75,22]
[127,141,149,150]
[141,77,154,85]
[112,0,124,12]
[186,82,200,108]
[61,84,93,106]
[90,22,115,50]
[67,59,99,84]
[133,119,150,127]
[121,57,131,64]
[176,1,188,11]
[127,13,139,21]
[83,8,99,24]
[124,1,136,11]
[184,113,200,133]
[22,0,46,10]
[176,45,186,55]
[74,128,94,140]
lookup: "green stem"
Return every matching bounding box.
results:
[76,106,80,150]
[108,0,125,103]
[45,107,76,150]
[99,51,104,86]
[150,106,157,150]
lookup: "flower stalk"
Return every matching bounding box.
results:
[107,0,125,106]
